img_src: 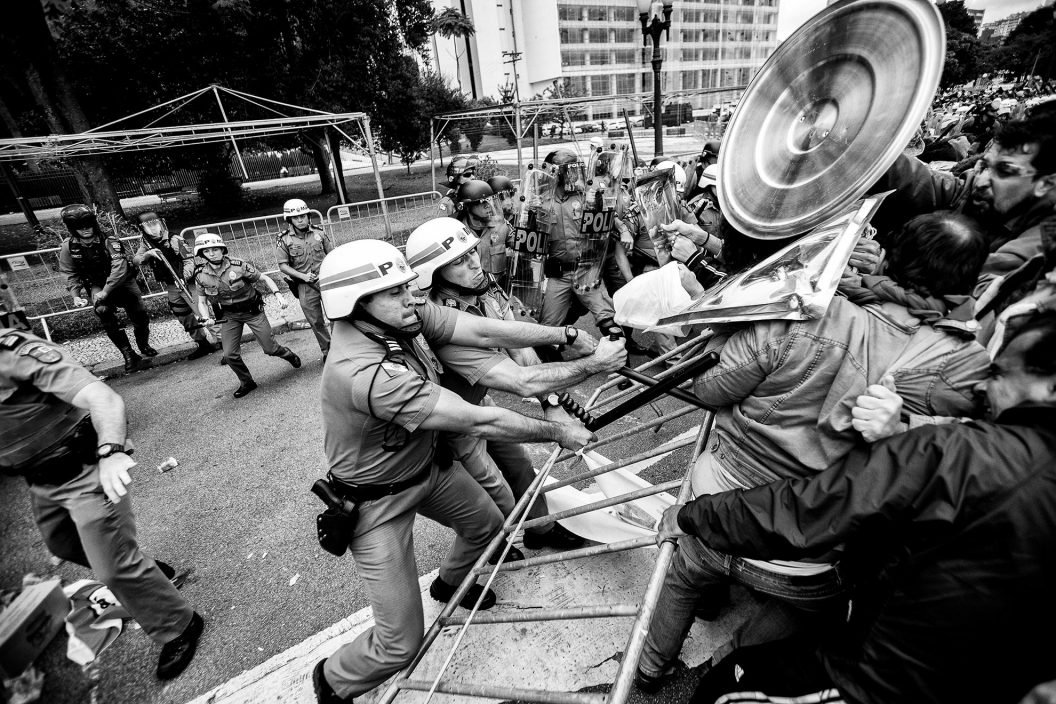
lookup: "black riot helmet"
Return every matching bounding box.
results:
[487,175,515,196]
[61,203,99,237]
[544,149,586,194]
[456,179,495,210]
[136,210,168,242]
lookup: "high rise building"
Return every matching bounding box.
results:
[979,11,1030,44]
[428,0,780,120]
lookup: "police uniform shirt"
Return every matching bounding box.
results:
[58,235,136,297]
[0,329,96,473]
[435,191,457,219]
[276,227,330,277]
[546,195,588,263]
[321,301,459,485]
[194,257,262,306]
[431,289,511,406]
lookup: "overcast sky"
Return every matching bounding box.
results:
[776,0,1050,41]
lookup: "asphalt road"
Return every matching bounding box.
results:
[0,324,708,704]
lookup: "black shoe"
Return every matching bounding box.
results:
[313,658,350,703]
[429,577,496,610]
[220,356,228,366]
[121,348,142,373]
[523,523,585,550]
[155,560,186,589]
[140,344,159,357]
[488,544,525,565]
[286,352,302,369]
[233,381,258,398]
[634,667,670,695]
[157,612,204,680]
[186,342,216,361]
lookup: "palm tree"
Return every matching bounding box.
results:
[429,7,476,97]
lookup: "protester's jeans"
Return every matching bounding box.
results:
[638,533,845,678]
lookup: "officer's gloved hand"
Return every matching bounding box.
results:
[556,420,596,451]
[565,329,597,359]
[73,296,90,308]
[589,335,627,373]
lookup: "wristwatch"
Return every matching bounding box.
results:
[541,393,561,411]
[95,443,126,459]
[564,326,578,347]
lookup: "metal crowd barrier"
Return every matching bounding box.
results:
[0,191,443,340]
[377,338,716,704]
[325,190,442,251]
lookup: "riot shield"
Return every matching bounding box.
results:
[507,165,556,317]
[632,167,681,263]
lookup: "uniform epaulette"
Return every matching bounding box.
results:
[0,330,32,350]
[229,258,244,266]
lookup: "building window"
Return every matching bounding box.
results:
[642,72,652,92]
[558,5,583,21]
[613,6,636,21]
[591,75,612,95]
[587,6,607,21]
[617,74,636,94]
[587,28,608,43]
[568,76,588,94]
[561,50,587,67]
[613,27,637,43]
[614,49,637,64]
[594,109,613,120]
[589,51,611,65]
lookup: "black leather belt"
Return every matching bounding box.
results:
[328,466,431,502]
[21,417,97,486]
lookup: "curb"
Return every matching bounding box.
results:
[89,316,312,380]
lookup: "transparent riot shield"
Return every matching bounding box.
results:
[632,167,680,263]
[507,165,556,318]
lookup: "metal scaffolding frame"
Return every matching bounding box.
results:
[377,331,717,704]
[0,85,391,230]
[428,85,747,192]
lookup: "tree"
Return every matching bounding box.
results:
[1002,7,1056,79]
[420,72,469,162]
[429,8,475,95]
[937,1,984,87]
[3,0,126,214]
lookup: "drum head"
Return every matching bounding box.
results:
[718,0,944,239]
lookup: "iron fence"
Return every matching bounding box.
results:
[325,191,442,251]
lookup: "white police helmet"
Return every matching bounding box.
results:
[405,218,480,290]
[653,160,686,194]
[318,240,418,320]
[283,198,310,219]
[193,232,227,256]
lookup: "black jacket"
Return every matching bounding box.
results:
[677,405,1056,704]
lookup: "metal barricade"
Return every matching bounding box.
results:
[325,191,442,251]
[1,235,172,341]
[177,209,325,278]
[377,334,717,704]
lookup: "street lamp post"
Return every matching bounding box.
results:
[638,0,673,157]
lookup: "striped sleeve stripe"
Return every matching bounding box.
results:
[407,242,448,268]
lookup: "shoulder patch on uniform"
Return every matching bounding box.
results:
[229,258,244,266]
[0,332,28,350]
[437,204,449,214]
[110,240,124,253]
[443,298,461,308]
[18,340,62,364]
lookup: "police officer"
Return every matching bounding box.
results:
[0,323,203,681]
[435,154,479,218]
[192,233,301,398]
[276,198,332,360]
[454,179,512,290]
[311,239,597,703]
[57,204,156,372]
[537,149,619,330]
[132,211,221,360]
[406,218,627,553]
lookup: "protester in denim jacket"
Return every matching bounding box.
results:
[637,211,992,692]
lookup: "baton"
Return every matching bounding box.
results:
[149,244,227,327]
[623,108,640,165]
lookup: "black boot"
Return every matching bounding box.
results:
[281,348,301,368]
[135,329,158,356]
[121,348,142,373]
[156,612,204,680]
[186,341,217,361]
[233,381,258,398]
